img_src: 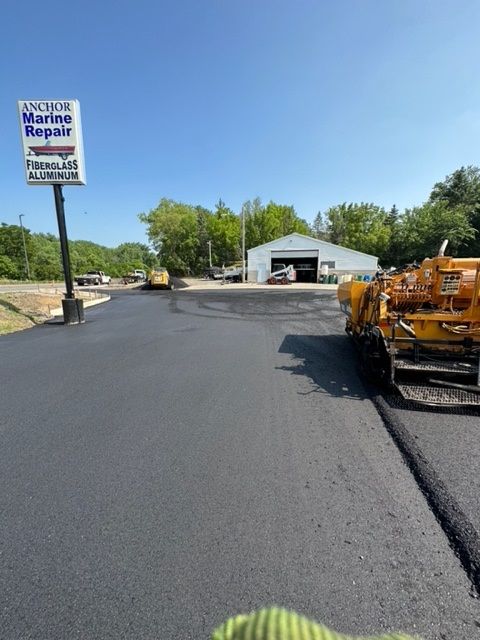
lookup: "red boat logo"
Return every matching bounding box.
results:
[28,142,75,160]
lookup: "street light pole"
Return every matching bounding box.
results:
[242,206,246,283]
[207,240,212,268]
[18,214,31,280]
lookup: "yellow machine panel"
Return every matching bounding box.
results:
[337,243,480,407]
[149,268,174,290]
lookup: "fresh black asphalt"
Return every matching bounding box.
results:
[1,289,479,639]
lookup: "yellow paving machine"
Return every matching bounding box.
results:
[338,241,480,406]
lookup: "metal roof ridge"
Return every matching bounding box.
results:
[246,232,378,259]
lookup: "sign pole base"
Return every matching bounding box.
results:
[62,298,85,325]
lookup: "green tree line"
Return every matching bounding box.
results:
[138,197,311,274]
[312,166,480,266]
[140,167,480,274]
[0,227,157,280]
[3,165,480,280]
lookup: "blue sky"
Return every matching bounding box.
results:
[2,0,480,247]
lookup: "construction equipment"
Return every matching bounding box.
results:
[267,264,296,285]
[337,241,480,407]
[148,268,174,290]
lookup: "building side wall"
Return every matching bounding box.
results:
[317,245,377,272]
[247,238,378,282]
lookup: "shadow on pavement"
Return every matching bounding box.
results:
[279,334,480,415]
[277,334,367,401]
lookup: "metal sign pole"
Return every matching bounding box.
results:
[53,184,84,324]
[53,184,74,299]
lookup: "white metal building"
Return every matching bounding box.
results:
[247,233,378,283]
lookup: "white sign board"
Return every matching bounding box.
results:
[18,99,86,185]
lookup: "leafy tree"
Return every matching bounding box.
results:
[29,233,62,280]
[430,166,480,208]
[387,204,399,226]
[243,198,264,249]
[311,211,329,240]
[195,206,213,270]
[322,202,391,258]
[0,223,34,278]
[70,240,110,275]
[1,218,175,280]
[242,199,311,249]
[206,200,241,267]
[429,166,480,255]
[400,201,475,262]
[108,242,157,276]
[138,198,199,274]
[382,205,403,267]
[264,202,310,237]
[0,255,19,279]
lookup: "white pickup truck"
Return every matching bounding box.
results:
[222,266,243,282]
[74,270,111,286]
[123,269,147,283]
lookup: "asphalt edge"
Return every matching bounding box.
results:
[371,392,480,596]
[176,278,338,291]
[50,294,111,317]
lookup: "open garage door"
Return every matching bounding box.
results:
[270,251,318,283]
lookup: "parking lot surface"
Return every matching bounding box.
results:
[1,289,479,639]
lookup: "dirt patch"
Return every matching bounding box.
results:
[0,291,109,334]
[0,292,63,325]
[0,292,75,335]
[0,305,35,334]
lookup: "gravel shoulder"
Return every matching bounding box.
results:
[0,290,110,334]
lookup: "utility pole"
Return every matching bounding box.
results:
[242,206,246,283]
[18,214,31,280]
[207,240,212,267]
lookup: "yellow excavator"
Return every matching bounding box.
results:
[337,241,480,407]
